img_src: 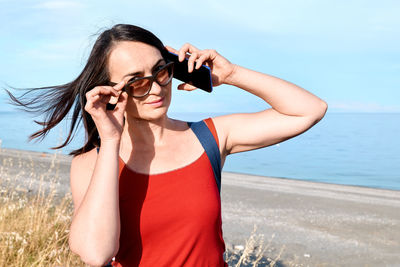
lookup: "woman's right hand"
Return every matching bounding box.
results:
[84,81,128,142]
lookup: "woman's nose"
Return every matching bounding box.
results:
[149,81,163,95]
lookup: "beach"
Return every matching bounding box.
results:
[221,173,400,266]
[1,148,399,266]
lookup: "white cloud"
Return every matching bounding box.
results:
[34,0,84,10]
[160,0,400,52]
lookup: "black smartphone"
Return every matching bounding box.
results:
[166,51,213,93]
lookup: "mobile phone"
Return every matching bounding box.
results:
[166,51,213,93]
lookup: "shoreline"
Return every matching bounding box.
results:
[225,170,400,193]
[1,148,400,265]
[1,147,399,192]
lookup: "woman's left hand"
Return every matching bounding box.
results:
[165,43,236,91]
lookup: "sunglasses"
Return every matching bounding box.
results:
[108,61,174,98]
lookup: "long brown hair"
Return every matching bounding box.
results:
[6,24,169,156]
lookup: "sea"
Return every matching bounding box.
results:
[0,108,399,191]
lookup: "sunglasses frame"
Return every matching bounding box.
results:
[108,61,174,98]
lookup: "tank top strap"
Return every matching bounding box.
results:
[204,118,220,147]
[187,118,222,193]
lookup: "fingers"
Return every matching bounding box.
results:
[165,45,178,54]
[178,43,200,62]
[166,44,198,72]
[109,80,126,105]
[195,53,209,70]
[187,52,199,73]
[86,85,120,100]
[174,44,216,73]
[112,80,126,91]
[177,83,197,91]
[168,43,220,88]
[85,87,110,111]
[85,81,125,112]
[115,91,128,111]
[176,43,201,73]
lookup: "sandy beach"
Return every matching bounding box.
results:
[1,148,399,266]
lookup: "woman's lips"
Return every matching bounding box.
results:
[146,97,164,106]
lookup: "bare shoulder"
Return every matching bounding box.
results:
[71,148,97,175]
[207,115,231,157]
[70,148,98,213]
[211,111,263,134]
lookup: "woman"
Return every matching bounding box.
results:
[9,24,327,266]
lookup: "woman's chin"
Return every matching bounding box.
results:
[133,106,169,121]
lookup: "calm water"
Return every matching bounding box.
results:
[0,110,399,190]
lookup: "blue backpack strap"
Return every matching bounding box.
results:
[187,120,222,193]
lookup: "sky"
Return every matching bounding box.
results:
[1,0,399,113]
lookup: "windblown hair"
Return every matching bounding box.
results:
[6,24,169,156]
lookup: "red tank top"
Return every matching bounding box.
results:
[113,118,227,267]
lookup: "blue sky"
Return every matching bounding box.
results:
[1,0,399,113]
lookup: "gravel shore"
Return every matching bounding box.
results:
[1,148,399,266]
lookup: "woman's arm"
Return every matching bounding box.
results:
[69,82,127,266]
[69,143,121,267]
[213,64,328,155]
[166,44,328,157]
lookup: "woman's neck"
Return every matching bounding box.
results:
[121,114,174,149]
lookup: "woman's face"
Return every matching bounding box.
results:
[107,41,172,121]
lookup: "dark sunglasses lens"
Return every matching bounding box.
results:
[126,63,173,97]
[156,64,173,86]
[127,78,152,97]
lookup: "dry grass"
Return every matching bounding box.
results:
[0,151,283,267]
[0,152,85,267]
[225,226,285,267]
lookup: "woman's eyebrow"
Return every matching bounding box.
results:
[122,58,166,79]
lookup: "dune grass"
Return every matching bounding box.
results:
[224,225,285,267]
[0,151,282,266]
[0,152,84,266]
